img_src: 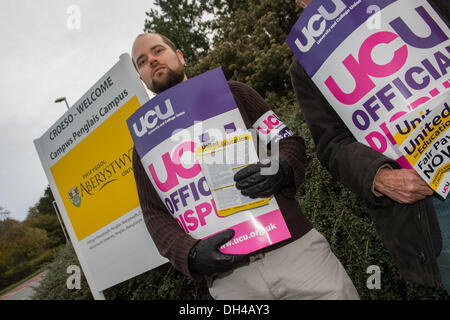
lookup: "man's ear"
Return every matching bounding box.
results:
[176,49,186,66]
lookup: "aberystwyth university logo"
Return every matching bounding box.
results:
[68,186,81,207]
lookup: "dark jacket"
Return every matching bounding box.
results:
[289,0,449,286]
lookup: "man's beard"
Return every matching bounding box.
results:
[152,66,185,94]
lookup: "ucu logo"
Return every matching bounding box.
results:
[256,113,281,134]
[148,141,201,192]
[132,99,174,137]
[325,6,449,105]
[295,0,347,52]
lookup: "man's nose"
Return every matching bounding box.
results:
[149,56,158,68]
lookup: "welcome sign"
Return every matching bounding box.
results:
[34,54,167,297]
[50,97,139,241]
[287,0,450,167]
[127,67,291,254]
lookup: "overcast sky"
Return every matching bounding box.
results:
[0,0,156,221]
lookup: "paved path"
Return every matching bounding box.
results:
[0,270,48,300]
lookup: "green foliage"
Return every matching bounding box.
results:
[188,0,302,106]
[144,0,218,65]
[0,206,10,221]
[25,209,66,248]
[0,217,49,289]
[0,187,64,291]
[36,186,55,215]
[25,186,66,248]
[32,245,92,300]
[104,264,210,300]
[32,244,210,300]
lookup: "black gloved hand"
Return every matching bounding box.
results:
[188,229,249,277]
[233,157,294,198]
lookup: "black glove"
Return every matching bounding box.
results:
[233,157,294,198]
[188,229,249,277]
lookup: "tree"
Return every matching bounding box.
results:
[0,187,63,290]
[143,0,219,65]
[36,186,55,215]
[189,0,303,105]
[0,217,49,289]
[25,186,65,248]
[0,206,10,221]
[25,208,65,248]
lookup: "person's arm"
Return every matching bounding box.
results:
[132,147,199,278]
[373,168,434,204]
[429,0,450,25]
[228,81,307,198]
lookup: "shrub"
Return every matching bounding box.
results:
[32,244,210,300]
[32,245,92,300]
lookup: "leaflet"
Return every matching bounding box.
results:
[388,93,450,199]
[196,132,271,217]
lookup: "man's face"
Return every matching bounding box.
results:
[132,33,187,94]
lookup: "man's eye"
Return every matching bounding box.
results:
[138,60,146,67]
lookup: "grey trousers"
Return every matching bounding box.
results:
[209,228,360,300]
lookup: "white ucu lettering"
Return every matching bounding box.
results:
[133,99,174,137]
[294,0,347,52]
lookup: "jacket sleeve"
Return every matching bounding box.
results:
[228,80,307,198]
[429,0,450,25]
[289,60,399,205]
[132,147,200,280]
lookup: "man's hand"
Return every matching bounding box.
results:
[188,229,249,277]
[374,168,434,204]
[233,157,294,198]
